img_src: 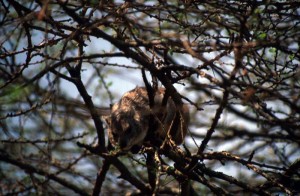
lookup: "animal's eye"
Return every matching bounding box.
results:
[125,126,132,135]
[112,131,118,138]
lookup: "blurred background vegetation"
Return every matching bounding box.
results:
[0,0,299,195]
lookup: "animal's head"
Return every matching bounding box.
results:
[105,103,149,151]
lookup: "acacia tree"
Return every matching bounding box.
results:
[0,0,300,195]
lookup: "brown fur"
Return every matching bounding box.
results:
[105,87,189,151]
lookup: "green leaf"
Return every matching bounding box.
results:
[176,13,184,21]
[257,32,267,40]
[107,81,113,87]
[269,47,276,53]
[254,8,263,14]
[289,54,295,61]
[0,85,23,103]
[132,28,139,36]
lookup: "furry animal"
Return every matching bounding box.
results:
[105,87,189,151]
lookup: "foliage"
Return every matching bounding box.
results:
[0,0,300,195]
